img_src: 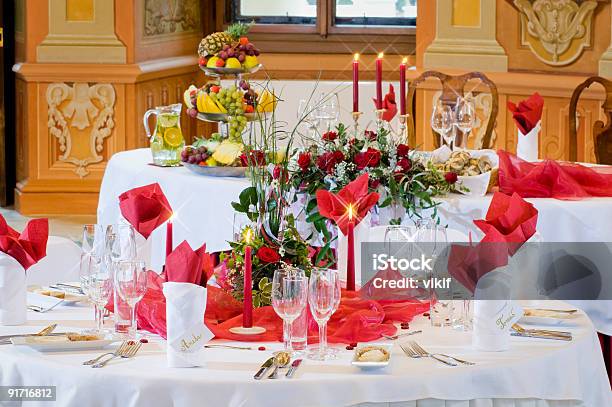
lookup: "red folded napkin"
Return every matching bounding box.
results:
[372,84,398,122]
[316,173,379,235]
[0,215,48,270]
[498,150,612,199]
[448,242,510,293]
[119,183,172,239]
[165,241,210,285]
[508,92,543,134]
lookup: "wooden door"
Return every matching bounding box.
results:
[0,1,15,206]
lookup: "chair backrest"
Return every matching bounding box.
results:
[569,76,612,164]
[406,71,499,150]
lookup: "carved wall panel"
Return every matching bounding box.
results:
[46,83,116,178]
[512,0,599,66]
[144,0,201,37]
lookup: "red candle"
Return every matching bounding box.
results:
[165,216,173,258]
[375,53,383,110]
[400,57,407,115]
[346,204,356,292]
[352,53,359,113]
[243,230,253,328]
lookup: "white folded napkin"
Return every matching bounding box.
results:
[472,265,523,352]
[516,120,541,162]
[0,253,27,326]
[163,282,213,367]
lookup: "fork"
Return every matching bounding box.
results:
[92,342,142,368]
[403,342,457,366]
[83,341,131,365]
[410,341,475,366]
[382,330,422,340]
[28,301,64,313]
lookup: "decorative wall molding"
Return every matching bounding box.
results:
[512,0,599,66]
[46,83,116,178]
[143,0,201,38]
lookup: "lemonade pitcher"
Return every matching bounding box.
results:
[144,103,185,166]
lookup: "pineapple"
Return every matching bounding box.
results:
[212,141,244,165]
[198,31,233,57]
[198,21,253,57]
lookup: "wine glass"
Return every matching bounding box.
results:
[105,224,136,264]
[315,93,340,133]
[84,254,113,334]
[431,102,454,149]
[80,224,106,327]
[297,99,318,145]
[114,261,148,338]
[307,268,340,361]
[272,268,308,353]
[455,97,476,149]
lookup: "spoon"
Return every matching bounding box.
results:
[268,351,291,379]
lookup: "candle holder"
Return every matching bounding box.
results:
[398,114,409,142]
[229,325,266,335]
[351,111,362,137]
[374,109,387,132]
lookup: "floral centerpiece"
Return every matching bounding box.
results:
[290,123,459,237]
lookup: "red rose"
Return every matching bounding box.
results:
[396,144,410,158]
[273,165,281,180]
[322,131,338,141]
[297,152,311,170]
[316,151,344,174]
[240,150,266,167]
[364,130,377,141]
[354,148,381,170]
[444,171,458,184]
[369,178,380,189]
[397,157,412,172]
[256,246,281,263]
[393,170,405,182]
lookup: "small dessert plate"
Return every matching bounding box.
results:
[11,335,114,352]
[351,343,392,370]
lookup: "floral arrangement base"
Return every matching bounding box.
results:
[229,326,267,335]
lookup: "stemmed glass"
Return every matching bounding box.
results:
[297,99,318,145]
[307,268,340,361]
[454,97,476,149]
[314,93,340,133]
[272,268,309,353]
[431,102,454,149]
[84,254,113,334]
[80,224,106,331]
[114,261,148,338]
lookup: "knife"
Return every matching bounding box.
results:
[286,358,302,378]
[0,332,67,341]
[511,332,572,341]
[254,357,275,380]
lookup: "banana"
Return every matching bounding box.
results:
[196,93,207,112]
[213,99,227,113]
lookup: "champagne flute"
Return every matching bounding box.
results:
[114,261,148,338]
[80,224,106,327]
[272,268,308,353]
[307,268,340,360]
[431,102,454,149]
[455,97,475,149]
[85,254,113,334]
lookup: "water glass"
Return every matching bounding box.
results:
[314,93,339,133]
[452,299,473,331]
[307,268,340,361]
[291,307,308,351]
[114,261,148,338]
[84,255,113,334]
[455,97,475,149]
[272,268,308,353]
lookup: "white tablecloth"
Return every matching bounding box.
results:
[0,302,610,407]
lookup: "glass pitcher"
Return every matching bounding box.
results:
[143,103,185,166]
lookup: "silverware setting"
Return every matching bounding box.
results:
[83,341,142,368]
[400,341,476,366]
[382,330,422,340]
[286,358,302,378]
[268,351,291,379]
[511,323,572,341]
[530,308,578,314]
[28,300,64,313]
[49,284,85,295]
[0,324,59,345]
[254,357,275,380]
[204,344,252,350]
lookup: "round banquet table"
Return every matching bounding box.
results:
[98,149,612,262]
[0,301,610,407]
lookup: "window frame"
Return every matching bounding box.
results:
[209,0,416,55]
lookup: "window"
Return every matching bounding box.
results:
[213,0,417,56]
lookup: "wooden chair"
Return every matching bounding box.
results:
[569,76,612,164]
[406,71,499,149]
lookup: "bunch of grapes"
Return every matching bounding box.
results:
[217,85,247,141]
[234,40,260,63]
[240,79,258,112]
[181,146,210,165]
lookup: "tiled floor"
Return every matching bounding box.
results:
[0,206,96,243]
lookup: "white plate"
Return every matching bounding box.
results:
[520,309,580,326]
[11,335,114,352]
[351,344,392,370]
[28,287,88,305]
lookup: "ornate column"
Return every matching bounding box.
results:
[424,0,508,72]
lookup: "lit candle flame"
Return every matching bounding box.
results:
[169,212,176,222]
[354,53,359,61]
[378,52,384,59]
[402,57,408,65]
[244,228,254,244]
[347,204,355,221]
